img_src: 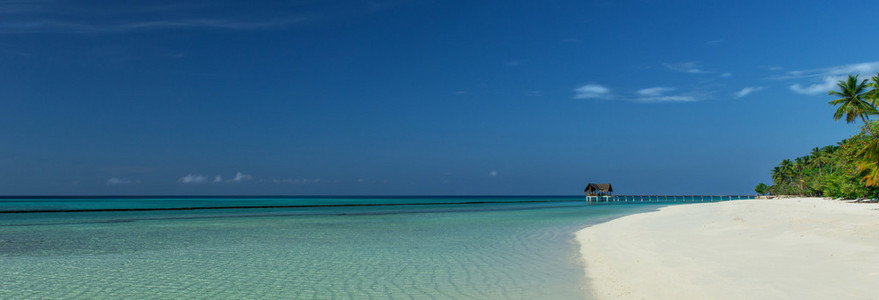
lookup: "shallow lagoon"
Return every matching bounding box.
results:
[1,197,656,299]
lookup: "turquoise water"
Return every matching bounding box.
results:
[0,197,669,299]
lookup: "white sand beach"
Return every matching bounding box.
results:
[577,198,879,299]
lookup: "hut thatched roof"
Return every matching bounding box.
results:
[584,183,612,193]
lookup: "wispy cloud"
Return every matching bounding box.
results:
[0,17,306,34]
[231,172,253,182]
[180,172,254,184]
[574,84,704,103]
[573,84,611,99]
[124,18,305,30]
[774,62,879,80]
[634,87,700,103]
[489,171,498,177]
[0,1,307,34]
[107,177,133,185]
[774,61,879,96]
[663,62,709,74]
[790,79,839,96]
[784,61,879,95]
[0,0,49,15]
[734,87,766,98]
[179,174,209,184]
[706,39,724,46]
[636,95,698,103]
[637,87,676,97]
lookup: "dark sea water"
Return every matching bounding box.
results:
[0,196,678,299]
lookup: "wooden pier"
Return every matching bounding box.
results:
[585,194,756,204]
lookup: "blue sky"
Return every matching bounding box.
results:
[2,0,879,195]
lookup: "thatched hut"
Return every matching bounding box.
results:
[584,183,613,196]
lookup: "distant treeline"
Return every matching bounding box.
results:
[756,74,879,199]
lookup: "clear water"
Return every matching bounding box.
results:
[0,197,674,299]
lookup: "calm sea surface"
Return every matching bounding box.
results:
[0,196,678,299]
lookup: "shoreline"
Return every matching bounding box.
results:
[576,198,879,299]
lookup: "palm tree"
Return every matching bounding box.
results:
[828,74,876,135]
[865,73,879,104]
[811,147,824,176]
[823,145,838,175]
[794,156,810,193]
[771,166,783,185]
[858,160,879,186]
[780,159,795,187]
[857,138,879,186]
[771,166,784,186]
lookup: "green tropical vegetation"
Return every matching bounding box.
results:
[754,183,768,195]
[766,73,879,199]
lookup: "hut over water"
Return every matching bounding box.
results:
[584,183,613,196]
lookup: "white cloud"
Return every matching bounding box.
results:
[489,171,498,176]
[663,62,709,74]
[635,96,698,103]
[823,62,879,77]
[632,87,700,103]
[734,87,767,98]
[790,78,839,95]
[637,87,676,97]
[231,172,253,182]
[777,61,879,95]
[573,84,706,104]
[179,174,209,184]
[177,172,256,184]
[573,84,611,99]
[721,73,733,78]
[107,177,133,185]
